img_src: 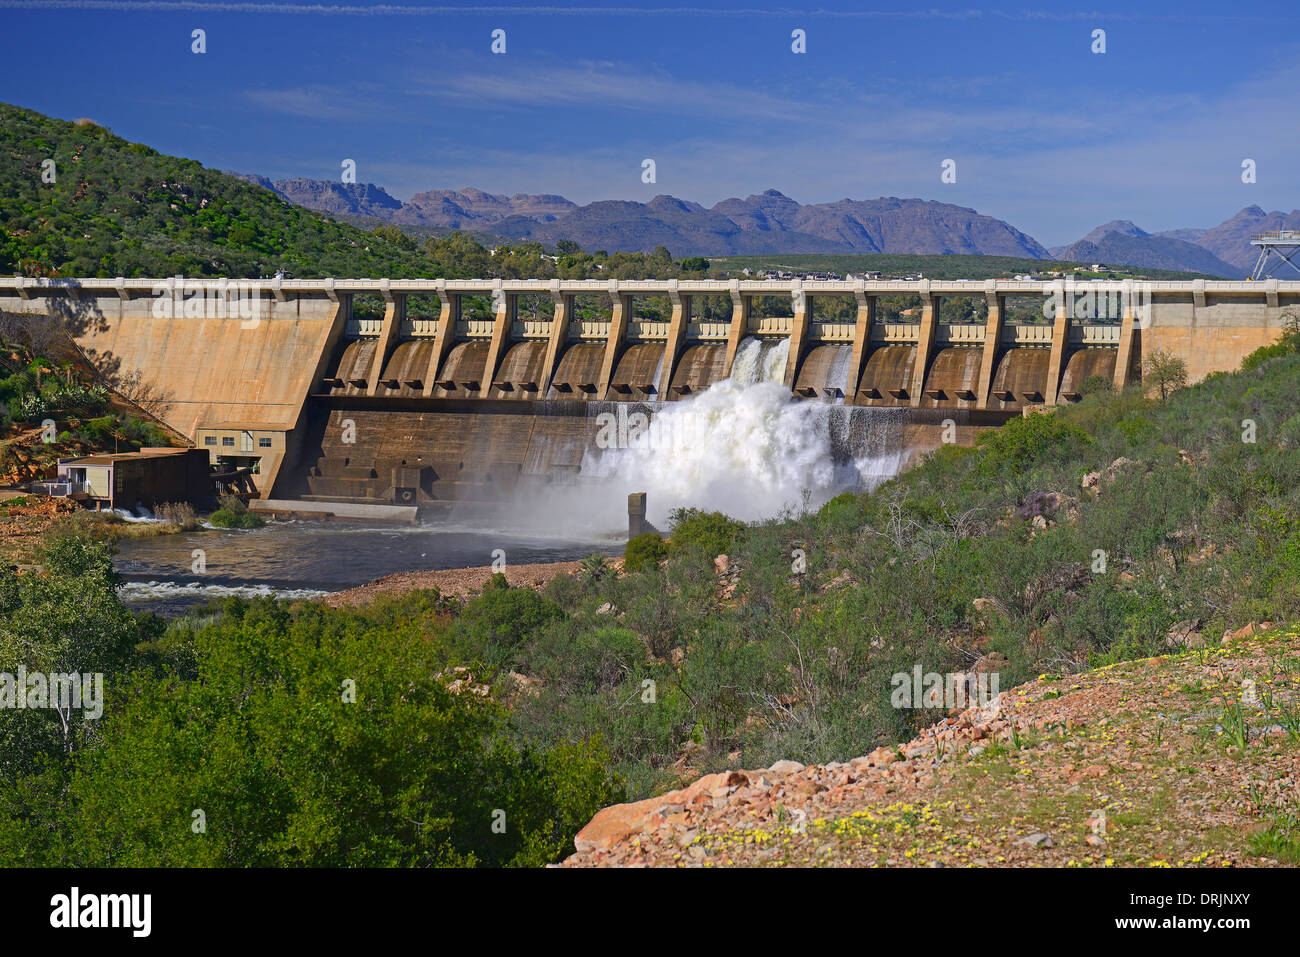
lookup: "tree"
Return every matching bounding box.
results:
[1142,349,1188,401]
[371,224,415,251]
[0,593,621,867]
[0,533,141,771]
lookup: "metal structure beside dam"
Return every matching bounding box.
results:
[2,275,1295,512]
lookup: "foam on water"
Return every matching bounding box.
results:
[108,507,165,524]
[118,580,331,604]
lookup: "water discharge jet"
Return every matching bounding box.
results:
[578,378,906,527]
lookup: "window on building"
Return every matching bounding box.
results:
[222,436,235,447]
[258,437,272,448]
[204,436,216,446]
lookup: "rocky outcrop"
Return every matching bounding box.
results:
[564,690,1020,866]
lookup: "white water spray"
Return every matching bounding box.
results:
[578,333,907,525]
[491,336,908,534]
[582,379,843,523]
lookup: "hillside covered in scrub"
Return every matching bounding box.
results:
[0,103,430,280]
[564,624,1300,867]
[3,324,1300,866]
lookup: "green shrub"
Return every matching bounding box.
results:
[208,495,264,529]
[972,412,1091,480]
[1079,373,1113,397]
[1242,313,1300,371]
[541,571,585,611]
[0,590,621,867]
[667,507,744,558]
[623,532,668,573]
[1242,341,1294,372]
[578,553,613,587]
[817,492,862,523]
[207,509,263,529]
[448,585,566,668]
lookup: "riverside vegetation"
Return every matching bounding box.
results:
[2,322,1299,866]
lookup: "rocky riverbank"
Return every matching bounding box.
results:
[322,557,622,606]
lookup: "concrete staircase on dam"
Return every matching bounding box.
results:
[1,275,1294,506]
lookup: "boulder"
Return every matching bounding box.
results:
[572,771,733,853]
[767,759,805,776]
[1014,832,1054,848]
[1222,621,1274,644]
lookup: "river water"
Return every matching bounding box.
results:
[113,519,620,617]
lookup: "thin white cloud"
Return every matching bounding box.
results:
[245,86,372,120]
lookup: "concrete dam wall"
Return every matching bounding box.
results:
[1,276,1294,523]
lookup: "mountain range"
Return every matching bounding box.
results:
[231,173,1300,278]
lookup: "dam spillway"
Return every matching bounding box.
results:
[2,275,1294,520]
[287,373,929,529]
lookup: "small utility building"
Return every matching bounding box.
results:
[55,448,210,511]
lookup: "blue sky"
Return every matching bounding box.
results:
[2,0,1298,245]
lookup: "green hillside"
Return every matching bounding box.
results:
[0,102,433,279]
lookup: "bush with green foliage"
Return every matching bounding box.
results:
[970,412,1092,485]
[447,582,565,669]
[207,493,265,529]
[667,507,744,558]
[623,532,667,573]
[1242,315,1300,372]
